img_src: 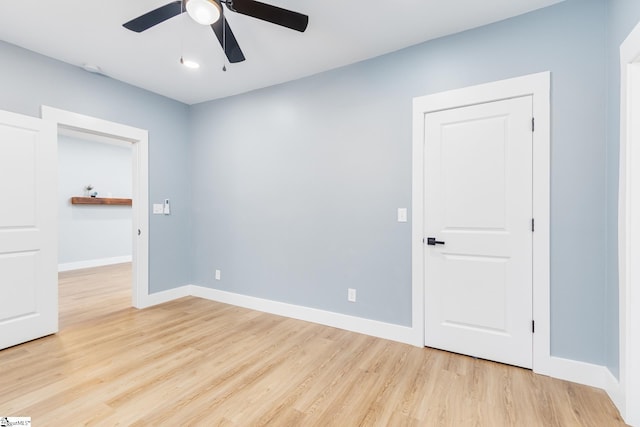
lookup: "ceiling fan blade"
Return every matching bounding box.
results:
[211,15,246,63]
[123,1,184,32]
[228,0,308,32]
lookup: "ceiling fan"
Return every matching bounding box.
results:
[123,0,309,64]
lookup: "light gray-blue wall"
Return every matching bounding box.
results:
[189,0,609,364]
[58,135,132,266]
[0,40,192,293]
[605,0,640,378]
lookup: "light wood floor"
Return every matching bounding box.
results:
[0,263,626,426]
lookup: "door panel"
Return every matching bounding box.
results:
[442,116,507,230]
[0,128,37,226]
[424,96,533,368]
[441,254,508,332]
[0,110,57,350]
[0,252,38,319]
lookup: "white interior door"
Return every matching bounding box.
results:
[424,96,533,368]
[0,109,57,350]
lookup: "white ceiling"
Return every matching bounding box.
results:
[0,0,563,105]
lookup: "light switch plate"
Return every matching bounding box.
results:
[397,208,408,222]
[153,204,163,214]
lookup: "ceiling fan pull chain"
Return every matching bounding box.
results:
[180,0,186,61]
[222,8,227,72]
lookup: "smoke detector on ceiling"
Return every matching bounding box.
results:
[82,63,103,74]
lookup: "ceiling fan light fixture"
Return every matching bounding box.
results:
[180,56,200,69]
[186,0,222,25]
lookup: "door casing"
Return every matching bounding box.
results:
[411,72,550,373]
[618,19,640,426]
[41,106,150,309]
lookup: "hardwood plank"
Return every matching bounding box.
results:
[0,263,627,426]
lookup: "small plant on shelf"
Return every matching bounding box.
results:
[84,184,98,198]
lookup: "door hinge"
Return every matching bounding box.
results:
[532,117,535,132]
[531,218,535,232]
[532,320,535,333]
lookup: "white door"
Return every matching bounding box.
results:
[424,96,533,368]
[0,109,57,349]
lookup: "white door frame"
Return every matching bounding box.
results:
[618,20,640,427]
[41,106,149,309]
[411,72,551,372]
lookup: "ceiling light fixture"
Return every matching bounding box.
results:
[180,57,200,69]
[186,0,222,25]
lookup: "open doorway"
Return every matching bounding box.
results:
[41,106,149,309]
[57,132,133,272]
[57,131,133,328]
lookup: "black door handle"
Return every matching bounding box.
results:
[427,237,445,246]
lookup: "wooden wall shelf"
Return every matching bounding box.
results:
[71,197,132,206]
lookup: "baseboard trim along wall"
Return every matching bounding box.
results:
[137,285,191,309]
[189,285,417,345]
[537,355,623,412]
[604,368,624,420]
[140,284,619,405]
[540,355,614,389]
[58,255,132,272]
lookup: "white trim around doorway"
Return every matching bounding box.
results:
[41,106,150,309]
[617,19,640,427]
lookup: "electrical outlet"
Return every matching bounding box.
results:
[215,269,221,280]
[348,288,356,302]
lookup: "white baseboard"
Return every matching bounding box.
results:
[537,355,613,390]
[189,285,419,346]
[136,285,191,309]
[58,255,132,272]
[604,368,625,422]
